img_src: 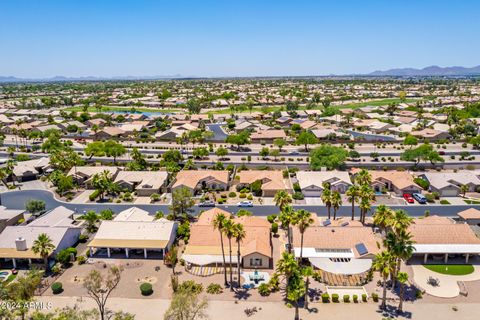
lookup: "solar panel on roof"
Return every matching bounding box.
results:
[355,243,368,256]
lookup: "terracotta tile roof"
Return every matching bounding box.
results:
[173,170,229,189]
[291,226,380,258]
[457,208,480,220]
[237,170,288,191]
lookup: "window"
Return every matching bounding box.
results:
[250,258,262,267]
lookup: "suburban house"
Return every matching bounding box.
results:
[235,170,292,197]
[172,170,230,194]
[0,206,25,233]
[250,129,287,143]
[418,171,480,197]
[67,166,120,186]
[408,215,480,264]
[114,170,168,196]
[291,224,380,281]
[410,128,451,141]
[359,170,422,196]
[88,207,177,259]
[93,127,126,140]
[457,208,480,225]
[0,206,81,269]
[182,208,273,274]
[296,171,352,197]
[11,157,50,182]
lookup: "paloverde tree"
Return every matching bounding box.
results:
[309,145,348,170]
[295,130,318,152]
[170,186,195,220]
[83,266,123,320]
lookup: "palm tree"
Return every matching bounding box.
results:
[389,209,413,235]
[384,229,415,290]
[222,218,236,291]
[397,272,409,313]
[355,169,372,186]
[359,184,375,223]
[276,251,298,298]
[233,223,246,288]
[274,190,292,212]
[373,205,394,234]
[331,191,342,220]
[460,184,469,197]
[212,213,229,287]
[31,233,55,271]
[301,266,314,310]
[81,210,100,233]
[372,251,396,310]
[293,209,313,263]
[346,185,360,220]
[278,206,295,253]
[321,188,332,220]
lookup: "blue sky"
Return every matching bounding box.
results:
[0,0,479,77]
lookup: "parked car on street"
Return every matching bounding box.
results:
[403,193,414,204]
[412,193,427,204]
[237,201,253,207]
[198,200,216,207]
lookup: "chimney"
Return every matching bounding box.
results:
[15,237,27,251]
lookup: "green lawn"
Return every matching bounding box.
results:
[464,200,480,205]
[424,264,474,276]
[64,105,182,113]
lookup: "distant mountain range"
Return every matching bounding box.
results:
[1,65,480,83]
[369,65,480,76]
[0,74,185,83]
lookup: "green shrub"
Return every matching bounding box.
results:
[440,199,450,205]
[362,294,367,302]
[239,193,246,198]
[353,294,358,303]
[271,222,279,235]
[414,177,430,190]
[321,293,330,303]
[89,189,101,201]
[247,194,253,200]
[228,192,237,198]
[343,295,350,303]
[78,234,89,243]
[206,283,222,294]
[140,283,153,296]
[258,283,271,296]
[425,193,435,203]
[372,293,379,302]
[76,255,87,265]
[51,282,63,294]
[416,290,423,299]
[292,192,304,200]
[332,294,339,302]
[268,274,280,292]
[267,214,277,223]
[178,280,203,294]
[312,272,322,282]
[166,213,175,221]
[221,194,227,199]
[293,182,301,192]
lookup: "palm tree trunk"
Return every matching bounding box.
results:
[299,232,304,263]
[287,226,292,253]
[219,232,228,287]
[351,198,355,220]
[399,282,404,313]
[382,275,387,309]
[304,277,309,310]
[333,208,337,220]
[228,238,233,291]
[294,301,300,320]
[237,240,241,288]
[327,206,331,219]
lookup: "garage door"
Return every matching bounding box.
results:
[303,190,321,197]
[440,188,459,197]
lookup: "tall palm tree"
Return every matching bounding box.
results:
[293,209,313,263]
[80,210,100,234]
[278,206,295,253]
[301,266,314,310]
[223,218,236,291]
[274,190,292,212]
[372,251,396,310]
[389,209,413,235]
[233,223,246,288]
[321,188,332,220]
[373,205,394,234]
[276,251,298,298]
[397,272,409,313]
[212,212,229,287]
[355,169,372,186]
[331,191,342,220]
[31,233,55,271]
[359,184,375,223]
[384,229,415,290]
[346,185,360,220]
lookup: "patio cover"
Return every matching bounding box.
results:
[182,254,238,266]
[413,244,480,254]
[309,257,372,275]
